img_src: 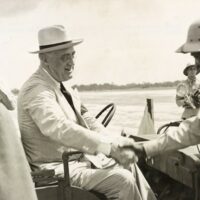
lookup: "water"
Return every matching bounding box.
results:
[80,88,183,134]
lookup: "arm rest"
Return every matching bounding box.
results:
[31,169,63,187]
[31,151,83,187]
[31,169,55,182]
[62,151,83,186]
[62,151,108,200]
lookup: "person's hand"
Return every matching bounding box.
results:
[109,141,138,166]
[118,138,146,160]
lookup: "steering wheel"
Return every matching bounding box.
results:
[157,121,182,135]
[95,103,116,127]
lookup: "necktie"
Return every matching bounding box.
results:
[60,83,115,168]
[60,83,87,128]
[60,83,77,114]
[60,83,85,161]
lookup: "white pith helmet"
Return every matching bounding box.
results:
[176,20,200,53]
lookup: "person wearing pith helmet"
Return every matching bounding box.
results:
[176,20,200,68]
[176,63,200,119]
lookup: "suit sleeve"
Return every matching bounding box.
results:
[143,116,200,157]
[24,85,107,155]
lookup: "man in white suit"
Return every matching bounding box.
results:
[18,25,156,199]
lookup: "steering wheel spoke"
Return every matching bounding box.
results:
[95,103,116,127]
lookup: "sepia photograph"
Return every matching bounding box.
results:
[1,0,200,199]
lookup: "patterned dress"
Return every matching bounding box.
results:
[176,78,200,119]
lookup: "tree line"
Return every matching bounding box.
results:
[74,80,182,91]
[11,80,182,95]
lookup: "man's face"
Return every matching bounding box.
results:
[45,47,75,82]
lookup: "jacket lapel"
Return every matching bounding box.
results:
[65,86,89,128]
[37,67,78,123]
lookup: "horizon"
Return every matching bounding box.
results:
[75,79,183,85]
[11,79,183,90]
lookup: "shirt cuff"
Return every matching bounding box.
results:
[97,142,111,156]
[143,140,161,158]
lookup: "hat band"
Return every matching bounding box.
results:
[39,41,71,50]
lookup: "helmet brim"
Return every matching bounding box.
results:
[176,42,200,53]
[183,65,200,76]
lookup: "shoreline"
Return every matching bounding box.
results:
[79,86,176,92]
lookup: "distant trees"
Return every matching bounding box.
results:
[11,80,183,94]
[74,80,182,91]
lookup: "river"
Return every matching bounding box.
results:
[80,88,183,134]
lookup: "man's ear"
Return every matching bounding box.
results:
[39,53,48,64]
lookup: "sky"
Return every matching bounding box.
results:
[1,0,200,89]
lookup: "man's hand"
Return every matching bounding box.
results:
[118,138,146,160]
[109,142,138,166]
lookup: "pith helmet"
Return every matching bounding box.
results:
[176,20,200,53]
[183,63,200,76]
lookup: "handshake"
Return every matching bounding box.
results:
[109,137,146,167]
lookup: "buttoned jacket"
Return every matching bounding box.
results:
[17,66,107,169]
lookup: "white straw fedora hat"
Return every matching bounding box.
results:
[176,20,200,53]
[30,25,83,54]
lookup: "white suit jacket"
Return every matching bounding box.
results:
[18,66,109,170]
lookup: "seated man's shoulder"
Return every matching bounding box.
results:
[18,78,53,103]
